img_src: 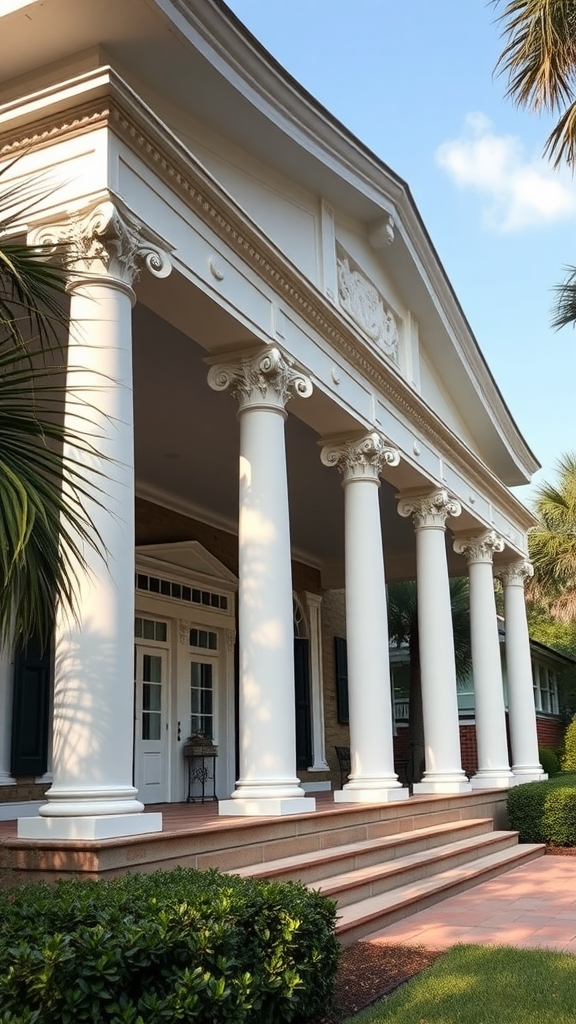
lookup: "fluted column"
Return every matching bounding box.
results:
[208,347,315,815]
[19,201,171,841]
[453,532,514,788]
[497,561,546,783]
[321,434,408,803]
[398,490,470,793]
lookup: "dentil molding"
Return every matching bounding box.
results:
[3,78,534,534]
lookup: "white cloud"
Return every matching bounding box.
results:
[435,113,576,231]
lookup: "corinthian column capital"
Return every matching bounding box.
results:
[496,560,534,587]
[453,530,505,565]
[397,488,462,529]
[207,346,312,411]
[30,199,173,290]
[320,432,400,482]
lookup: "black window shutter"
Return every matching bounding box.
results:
[10,634,51,777]
[334,636,349,724]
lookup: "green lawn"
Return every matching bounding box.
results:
[349,944,576,1024]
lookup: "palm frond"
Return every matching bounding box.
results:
[528,451,576,622]
[552,265,576,329]
[494,0,576,166]
[0,164,108,646]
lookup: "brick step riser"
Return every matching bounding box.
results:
[207,813,500,874]
[322,833,520,907]
[243,821,494,884]
[335,846,543,947]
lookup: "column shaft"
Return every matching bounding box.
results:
[455,533,513,788]
[19,201,171,840]
[322,433,408,803]
[399,491,470,794]
[501,565,546,782]
[209,347,315,816]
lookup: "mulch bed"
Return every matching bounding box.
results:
[546,845,576,856]
[310,941,442,1023]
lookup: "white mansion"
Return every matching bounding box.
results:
[0,0,546,843]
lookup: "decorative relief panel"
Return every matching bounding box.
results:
[336,243,399,363]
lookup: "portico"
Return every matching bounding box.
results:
[0,0,545,843]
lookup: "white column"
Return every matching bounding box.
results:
[454,532,514,788]
[498,561,546,783]
[321,434,408,803]
[398,490,470,794]
[304,592,330,773]
[208,347,315,815]
[19,202,171,840]
[0,648,15,787]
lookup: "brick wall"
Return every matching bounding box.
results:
[536,716,564,751]
[459,724,478,776]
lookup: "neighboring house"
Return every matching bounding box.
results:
[390,626,575,777]
[0,0,546,839]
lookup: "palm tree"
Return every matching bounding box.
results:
[494,1,576,328]
[387,577,472,783]
[0,169,103,648]
[528,451,576,620]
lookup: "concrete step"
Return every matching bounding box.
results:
[230,818,494,883]
[317,830,519,907]
[335,842,545,946]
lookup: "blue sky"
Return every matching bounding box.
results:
[225,0,575,506]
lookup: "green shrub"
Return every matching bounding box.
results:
[507,773,576,846]
[538,746,559,776]
[0,867,340,1024]
[561,714,576,771]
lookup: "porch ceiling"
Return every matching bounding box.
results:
[133,298,467,583]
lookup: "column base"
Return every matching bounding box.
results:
[470,770,515,790]
[334,786,410,804]
[512,770,548,785]
[17,812,163,841]
[219,797,316,817]
[413,777,471,795]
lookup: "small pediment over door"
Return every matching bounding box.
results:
[136,541,238,589]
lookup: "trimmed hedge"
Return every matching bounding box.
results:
[538,746,559,777]
[0,867,340,1024]
[507,772,576,846]
[561,715,576,771]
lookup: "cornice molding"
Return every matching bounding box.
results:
[1,70,536,537]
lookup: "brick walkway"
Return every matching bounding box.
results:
[365,855,576,953]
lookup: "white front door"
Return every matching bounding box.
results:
[134,646,168,803]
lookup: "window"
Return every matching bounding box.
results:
[189,628,218,651]
[135,617,167,642]
[533,662,560,715]
[142,654,162,740]
[136,574,228,610]
[190,662,214,740]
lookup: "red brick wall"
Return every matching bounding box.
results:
[536,716,564,751]
[459,724,478,776]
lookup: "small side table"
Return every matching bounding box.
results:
[183,741,218,803]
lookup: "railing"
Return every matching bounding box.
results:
[394,700,409,721]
